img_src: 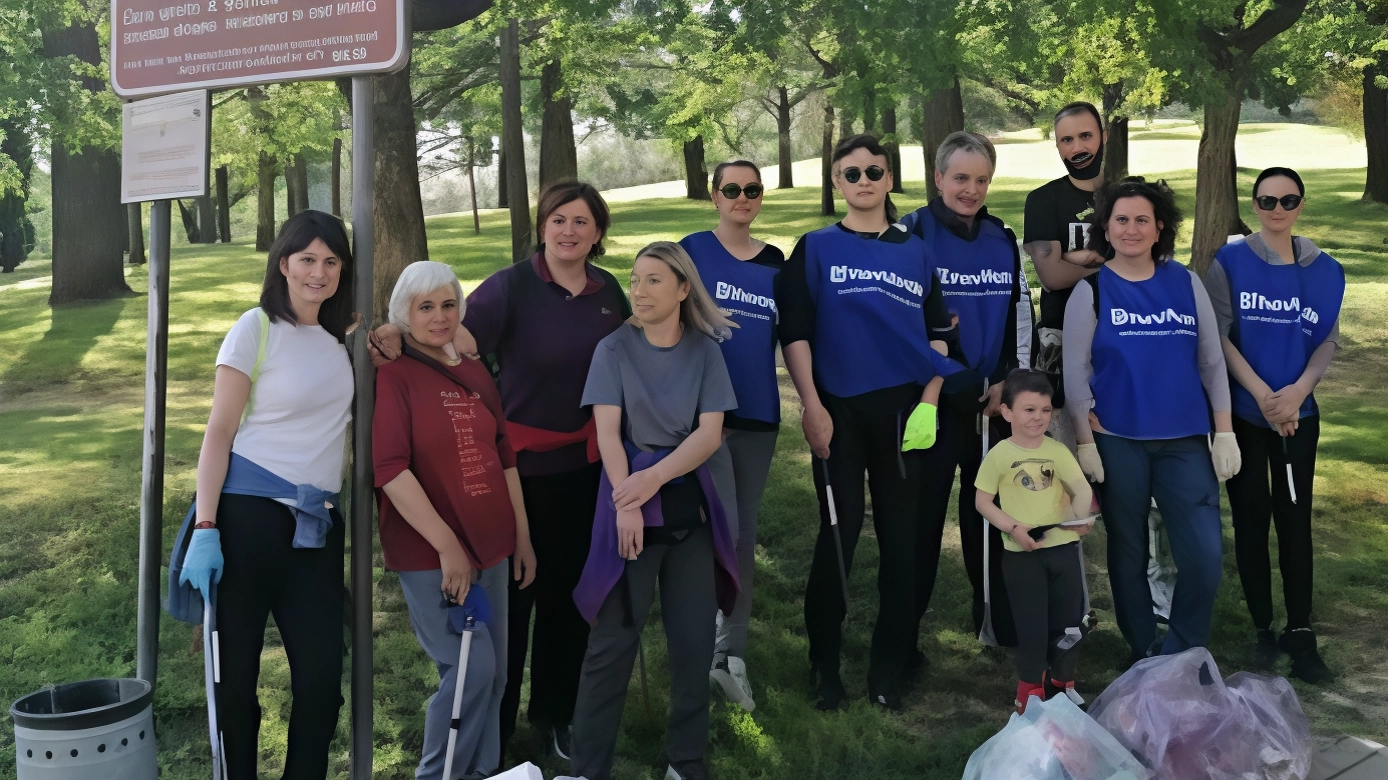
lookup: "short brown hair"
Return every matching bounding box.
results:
[535,181,611,258]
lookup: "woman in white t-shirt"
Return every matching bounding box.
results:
[180,210,356,780]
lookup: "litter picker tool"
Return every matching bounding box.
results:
[979,380,1000,647]
[203,589,227,780]
[443,586,492,780]
[819,457,851,612]
[1282,436,1297,504]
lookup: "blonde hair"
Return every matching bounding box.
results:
[633,241,737,341]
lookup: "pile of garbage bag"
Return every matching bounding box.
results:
[1088,647,1311,780]
[962,693,1148,780]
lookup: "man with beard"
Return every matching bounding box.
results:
[1023,102,1106,451]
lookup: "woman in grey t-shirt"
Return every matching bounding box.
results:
[568,241,739,780]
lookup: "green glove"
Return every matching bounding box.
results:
[902,402,938,452]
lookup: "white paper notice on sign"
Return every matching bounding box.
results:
[121,90,209,203]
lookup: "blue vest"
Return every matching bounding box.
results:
[909,208,1017,377]
[804,225,948,398]
[1090,262,1209,440]
[681,231,781,424]
[1214,239,1345,426]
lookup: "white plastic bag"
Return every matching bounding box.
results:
[962,693,1150,780]
[1087,647,1311,780]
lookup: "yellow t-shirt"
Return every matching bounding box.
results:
[974,437,1089,552]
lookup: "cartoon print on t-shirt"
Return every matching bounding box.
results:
[1011,458,1056,492]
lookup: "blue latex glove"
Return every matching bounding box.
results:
[179,528,224,596]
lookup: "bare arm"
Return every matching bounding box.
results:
[612,411,726,511]
[1024,240,1103,292]
[381,469,473,601]
[783,340,832,458]
[505,467,536,588]
[195,365,251,528]
[974,489,1038,551]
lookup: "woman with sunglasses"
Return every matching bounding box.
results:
[778,134,960,710]
[678,160,783,713]
[1203,167,1344,683]
[900,131,1033,656]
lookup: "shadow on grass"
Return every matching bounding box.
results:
[0,297,128,396]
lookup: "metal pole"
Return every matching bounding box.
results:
[136,199,171,686]
[349,75,376,780]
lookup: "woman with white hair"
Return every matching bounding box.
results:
[373,260,537,780]
[567,241,740,780]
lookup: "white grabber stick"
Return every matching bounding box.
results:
[203,589,227,780]
[442,611,477,780]
[979,380,1000,646]
[1282,436,1297,504]
[819,457,851,612]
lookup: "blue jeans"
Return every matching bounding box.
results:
[1094,433,1223,657]
[398,561,509,780]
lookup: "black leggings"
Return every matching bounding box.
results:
[501,464,600,749]
[1227,414,1319,631]
[1001,544,1086,685]
[803,393,921,692]
[215,493,345,780]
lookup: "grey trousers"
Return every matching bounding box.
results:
[398,561,510,780]
[714,428,778,659]
[570,525,717,780]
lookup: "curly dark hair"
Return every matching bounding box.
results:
[1085,176,1182,264]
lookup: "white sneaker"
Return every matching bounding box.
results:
[709,654,756,712]
[1064,686,1086,707]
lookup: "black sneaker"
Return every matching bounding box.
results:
[1253,628,1280,670]
[904,647,929,678]
[551,724,572,761]
[1282,628,1335,684]
[665,761,709,780]
[868,689,902,711]
[814,668,846,711]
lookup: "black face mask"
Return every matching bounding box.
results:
[1063,141,1104,181]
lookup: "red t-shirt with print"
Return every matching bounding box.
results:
[373,353,518,572]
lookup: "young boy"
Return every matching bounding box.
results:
[974,369,1094,713]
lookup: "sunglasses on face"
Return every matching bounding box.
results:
[718,182,763,200]
[1255,194,1303,211]
[838,165,886,184]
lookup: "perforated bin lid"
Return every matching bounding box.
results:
[10,678,153,731]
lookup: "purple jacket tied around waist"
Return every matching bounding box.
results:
[573,445,739,624]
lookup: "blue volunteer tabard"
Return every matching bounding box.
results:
[1215,239,1345,427]
[1090,262,1209,440]
[803,224,948,397]
[681,231,782,425]
[911,212,1017,378]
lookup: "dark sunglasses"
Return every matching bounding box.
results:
[718,182,763,200]
[1255,194,1303,211]
[839,165,886,184]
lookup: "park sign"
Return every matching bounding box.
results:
[110,0,407,98]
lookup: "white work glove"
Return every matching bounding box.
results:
[1211,431,1242,482]
[1077,442,1105,483]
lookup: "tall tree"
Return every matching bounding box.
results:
[372,66,430,321]
[500,17,532,262]
[539,58,579,188]
[41,10,128,304]
[1153,0,1310,274]
[0,120,35,273]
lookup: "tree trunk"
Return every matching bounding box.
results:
[497,148,509,209]
[256,150,276,251]
[197,195,216,243]
[539,58,579,190]
[467,140,481,235]
[127,203,146,265]
[42,21,130,303]
[215,166,231,242]
[286,153,309,217]
[920,74,965,201]
[821,102,836,216]
[373,65,430,323]
[862,89,877,135]
[1364,59,1388,203]
[839,106,854,140]
[331,137,343,216]
[177,199,200,243]
[683,136,710,200]
[48,145,129,303]
[0,121,33,272]
[1101,82,1130,181]
[499,18,531,262]
[776,86,794,189]
[882,105,904,193]
[1191,91,1244,276]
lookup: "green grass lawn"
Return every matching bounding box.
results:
[2,163,1387,779]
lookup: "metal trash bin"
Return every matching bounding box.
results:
[10,678,156,779]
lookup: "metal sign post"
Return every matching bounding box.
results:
[136,199,171,685]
